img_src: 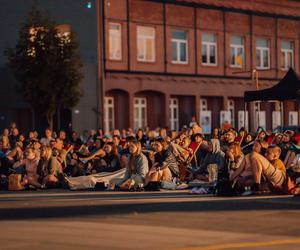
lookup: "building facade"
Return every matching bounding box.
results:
[101,0,300,133]
[1,0,300,134]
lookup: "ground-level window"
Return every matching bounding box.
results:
[104,97,115,135]
[134,97,147,129]
[169,98,179,131]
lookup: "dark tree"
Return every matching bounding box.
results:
[5,4,83,129]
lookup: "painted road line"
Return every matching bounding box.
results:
[178,238,300,250]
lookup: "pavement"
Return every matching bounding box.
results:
[0,190,300,249]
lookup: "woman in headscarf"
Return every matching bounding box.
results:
[199,139,225,174]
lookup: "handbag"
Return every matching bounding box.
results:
[8,174,25,191]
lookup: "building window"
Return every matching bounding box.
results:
[230,35,244,68]
[134,97,147,129]
[108,23,122,60]
[172,30,188,64]
[256,38,270,69]
[104,97,115,135]
[137,26,155,62]
[281,40,294,70]
[169,98,179,131]
[228,99,235,126]
[202,33,217,66]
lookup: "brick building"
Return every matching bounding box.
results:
[100,0,300,133]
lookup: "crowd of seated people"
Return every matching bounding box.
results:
[0,121,300,195]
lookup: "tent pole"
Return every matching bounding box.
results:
[280,101,284,130]
[244,102,247,132]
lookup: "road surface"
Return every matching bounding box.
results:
[0,190,300,249]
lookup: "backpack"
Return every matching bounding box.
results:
[215,177,237,196]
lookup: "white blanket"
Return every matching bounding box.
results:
[66,168,126,190]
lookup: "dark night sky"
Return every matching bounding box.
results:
[0,0,98,66]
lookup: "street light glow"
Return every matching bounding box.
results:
[86,2,92,9]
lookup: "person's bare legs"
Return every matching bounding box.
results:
[250,152,265,184]
[145,166,160,185]
[160,168,172,182]
[27,176,42,188]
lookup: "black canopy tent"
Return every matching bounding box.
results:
[243,68,300,130]
[244,68,300,102]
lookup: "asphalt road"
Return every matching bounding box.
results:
[0,190,300,250]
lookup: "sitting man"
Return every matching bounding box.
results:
[251,145,286,191]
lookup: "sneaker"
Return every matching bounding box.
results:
[241,189,253,196]
[176,183,189,190]
[161,181,176,190]
[189,187,198,194]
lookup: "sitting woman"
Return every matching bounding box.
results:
[241,133,255,155]
[118,141,149,190]
[21,147,43,189]
[38,146,61,187]
[145,138,177,185]
[3,141,24,174]
[1,129,11,153]
[229,143,253,187]
[198,139,225,176]
[92,142,120,173]
[227,142,245,171]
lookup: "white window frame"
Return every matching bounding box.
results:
[228,99,235,127]
[230,36,244,68]
[201,33,217,66]
[137,26,155,62]
[108,22,122,60]
[256,39,270,69]
[169,98,179,131]
[104,97,115,135]
[134,97,147,129]
[281,41,294,71]
[171,30,188,64]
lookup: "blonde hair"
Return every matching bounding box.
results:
[229,142,243,161]
[42,145,52,160]
[131,141,142,156]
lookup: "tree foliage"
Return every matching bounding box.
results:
[5,4,83,129]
